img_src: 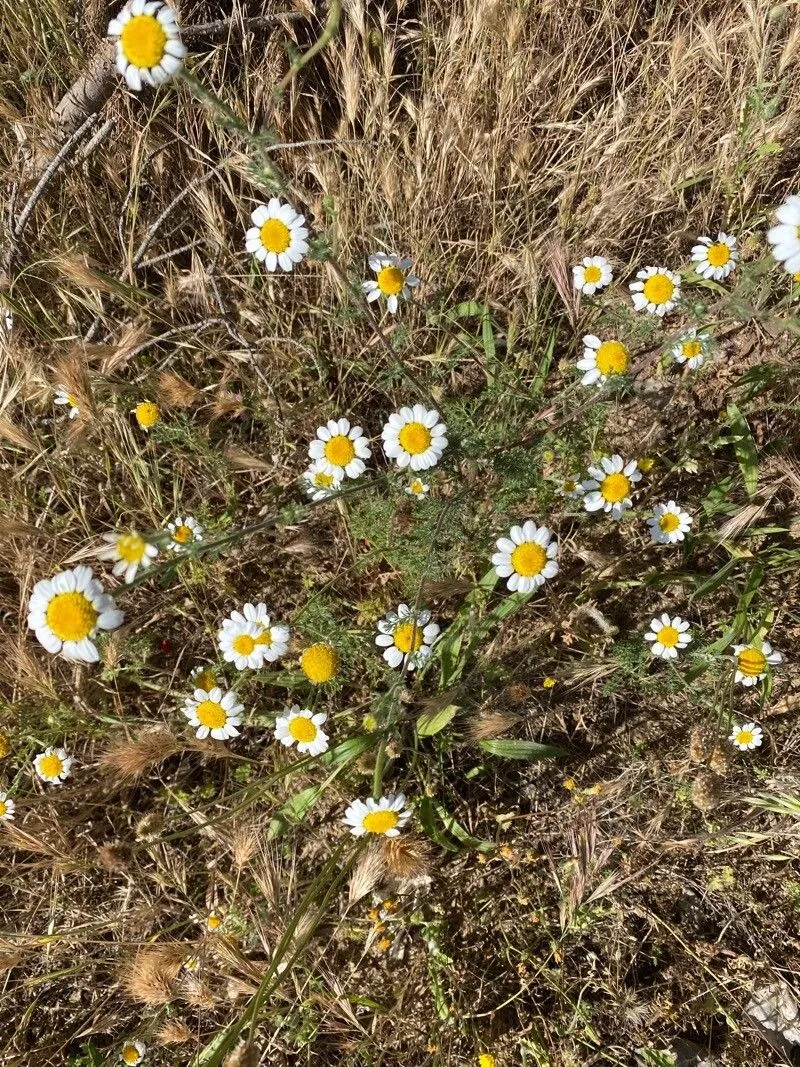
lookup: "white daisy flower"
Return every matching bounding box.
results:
[27,566,123,662]
[302,460,344,501]
[245,198,309,272]
[691,232,738,281]
[555,475,584,500]
[97,531,159,583]
[376,604,440,671]
[732,640,783,687]
[629,266,681,316]
[405,478,430,498]
[120,1040,147,1065]
[108,0,187,92]
[576,335,630,386]
[274,705,329,756]
[183,686,243,741]
[646,501,693,545]
[168,515,203,551]
[308,418,371,480]
[572,256,613,296]
[34,747,73,785]
[729,722,763,752]
[0,791,15,821]
[362,253,420,314]
[54,386,80,419]
[218,603,290,670]
[491,521,559,594]
[645,614,692,659]
[672,328,711,370]
[343,793,411,837]
[381,404,448,471]
[582,455,642,520]
[767,195,800,274]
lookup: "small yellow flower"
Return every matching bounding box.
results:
[479,1055,497,1067]
[563,777,577,791]
[133,401,160,430]
[206,910,223,932]
[300,643,339,684]
[362,713,378,732]
[542,676,556,688]
[377,936,392,951]
[638,456,656,473]
[794,271,800,284]
[499,845,515,860]
[0,731,9,759]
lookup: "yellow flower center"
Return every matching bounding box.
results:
[393,621,424,654]
[562,479,577,493]
[173,524,193,544]
[288,716,318,743]
[0,801,6,818]
[682,340,703,359]
[659,512,681,533]
[737,647,766,677]
[194,669,216,691]
[120,14,167,68]
[599,472,630,503]
[642,274,674,304]
[706,242,730,267]
[398,422,432,456]
[134,401,160,429]
[376,265,405,295]
[254,630,273,648]
[324,434,356,467]
[594,340,629,376]
[362,809,400,834]
[582,265,602,283]
[793,271,800,284]
[46,591,98,642]
[479,1056,497,1067]
[232,634,256,656]
[117,533,146,564]
[410,479,425,494]
[260,218,291,253]
[0,732,9,759]
[38,753,64,778]
[121,1046,142,1066]
[736,729,754,746]
[314,471,335,488]
[656,625,679,648]
[195,700,227,729]
[207,913,222,930]
[510,541,547,577]
[300,644,338,684]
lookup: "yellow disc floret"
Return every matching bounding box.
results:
[583,265,602,283]
[642,274,674,304]
[398,422,431,455]
[260,218,291,253]
[173,525,193,544]
[659,513,680,533]
[706,243,730,267]
[134,401,160,429]
[196,701,227,730]
[0,732,9,759]
[120,14,167,68]
[376,266,405,295]
[362,809,399,834]
[300,643,339,684]
[46,592,98,642]
[232,634,256,656]
[393,621,424,654]
[737,647,767,677]
[117,533,146,563]
[324,435,356,466]
[599,473,630,503]
[510,542,546,577]
[38,753,64,779]
[289,716,317,743]
[656,625,679,648]
[681,340,703,360]
[595,340,629,376]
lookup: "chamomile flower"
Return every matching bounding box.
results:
[133,401,160,430]
[572,256,613,295]
[274,705,329,756]
[672,328,711,370]
[308,418,371,479]
[645,614,692,659]
[729,722,763,751]
[491,521,559,594]
[405,478,430,498]
[375,604,440,671]
[217,603,290,670]
[629,266,681,316]
[646,501,693,544]
[300,643,339,684]
[381,404,448,471]
[732,640,783,687]
[54,387,80,419]
[555,475,584,499]
[98,531,159,583]
[183,686,243,741]
[120,1040,147,1065]
[108,0,187,92]
[362,253,420,314]
[0,791,15,821]
[245,199,309,272]
[34,747,73,785]
[303,460,344,500]
[27,566,123,662]
[691,232,738,281]
[577,335,630,386]
[168,515,203,551]
[767,195,800,274]
[190,665,221,692]
[343,793,411,837]
[205,911,223,932]
[582,455,642,520]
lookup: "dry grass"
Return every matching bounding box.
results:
[2,0,800,1064]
